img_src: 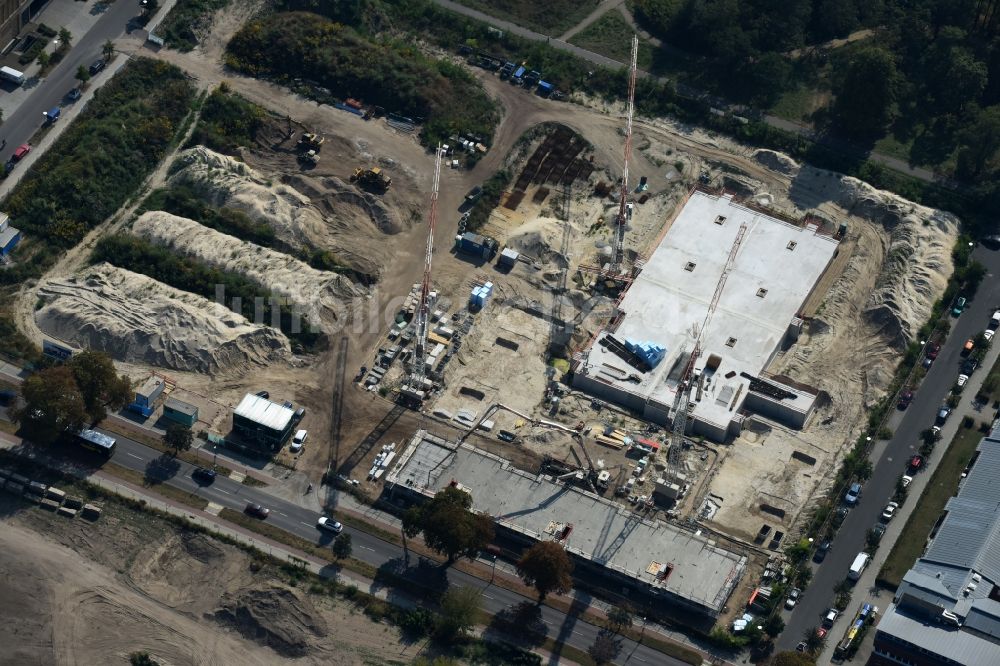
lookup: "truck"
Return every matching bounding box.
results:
[0,66,25,85]
[455,232,498,260]
[43,107,60,124]
[351,167,391,192]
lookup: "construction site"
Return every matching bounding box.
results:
[3,2,965,639]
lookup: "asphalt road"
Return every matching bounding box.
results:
[103,429,683,665]
[0,0,140,165]
[777,243,1000,651]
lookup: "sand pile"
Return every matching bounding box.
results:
[753,149,800,175]
[35,263,289,374]
[170,146,399,277]
[212,586,327,657]
[506,216,569,267]
[133,211,362,330]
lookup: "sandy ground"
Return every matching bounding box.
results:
[0,495,424,666]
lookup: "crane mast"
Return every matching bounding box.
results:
[411,145,443,390]
[611,35,639,275]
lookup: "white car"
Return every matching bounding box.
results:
[901,475,913,488]
[290,429,308,452]
[785,587,802,610]
[317,516,343,533]
[881,501,899,522]
[986,329,995,342]
[958,374,969,387]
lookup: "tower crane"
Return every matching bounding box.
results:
[610,35,639,277]
[668,223,748,466]
[401,145,443,404]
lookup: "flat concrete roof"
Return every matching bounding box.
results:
[387,430,747,614]
[578,191,838,429]
[165,397,198,417]
[233,393,293,432]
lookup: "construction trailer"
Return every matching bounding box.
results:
[128,376,165,417]
[163,397,198,428]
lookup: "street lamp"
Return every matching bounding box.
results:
[491,555,498,583]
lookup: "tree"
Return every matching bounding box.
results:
[764,613,785,638]
[75,64,90,84]
[402,486,494,563]
[68,350,131,422]
[516,541,574,602]
[332,533,352,560]
[770,651,815,666]
[588,630,621,665]
[435,586,480,639]
[803,625,826,653]
[163,423,192,455]
[59,27,71,46]
[833,47,901,137]
[103,39,115,62]
[36,51,50,69]
[11,366,87,443]
[607,604,634,633]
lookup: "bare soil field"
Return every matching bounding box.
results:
[0,495,423,666]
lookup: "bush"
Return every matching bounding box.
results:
[159,0,231,51]
[186,87,265,155]
[18,37,49,65]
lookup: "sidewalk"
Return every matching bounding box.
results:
[815,337,1000,664]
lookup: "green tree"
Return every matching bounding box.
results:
[11,366,88,443]
[607,604,633,633]
[764,613,785,638]
[102,39,115,62]
[771,650,815,666]
[75,64,90,84]
[59,27,71,46]
[401,486,495,563]
[36,51,50,68]
[68,350,131,422]
[332,533,352,560]
[833,47,900,136]
[588,630,621,665]
[802,625,826,653]
[516,541,574,602]
[435,586,480,639]
[163,423,192,455]
[632,0,685,36]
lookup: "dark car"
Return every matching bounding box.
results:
[908,454,925,474]
[923,342,941,367]
[897,390,914,410]
[192,467,217,483]
[937,406,952,425]
[67,87,81,102]
[870,523,886,544]
[983,235,1000,250]
[833,506,849,527]
[813,540,832,563]
[0,389,15,406]
[355,365,367,382]
[89,58,106,76]
[962,359,979,375]
[245,502,270,519]
[255,390,269,399]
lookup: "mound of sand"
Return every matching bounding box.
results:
[35,263,289,374]
[132,211,362,330]
[170,146,400,277]
[753,149,800,176]
[212,586,327,657]
[506,216,571,267]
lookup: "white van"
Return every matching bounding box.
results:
[848,552,870,580]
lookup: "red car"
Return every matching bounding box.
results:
[12,144,30,161]
[897,390,914,409]
[926,342,941,359]
[908,455,925,474]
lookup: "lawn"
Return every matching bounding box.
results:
[568,10,655,69]
[768,87,828,123]
[877,423,986,589]
[455,0,600,36]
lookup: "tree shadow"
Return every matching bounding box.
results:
[371,555,450,604]
[484,600,550,648]
[143,453,180,486]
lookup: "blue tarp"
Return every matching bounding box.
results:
[334,102,364,116]
[624,339,666,369]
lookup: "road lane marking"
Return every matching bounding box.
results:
[483,594,495,600]
[216,489,230,495]
[126,453,141,459]
[359,545,375,551]
[301,521,312,527]
[276,511,287,516]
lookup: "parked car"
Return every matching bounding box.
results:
[845,482,863,505]
[813,540,832,563]
[958,374,970,387]
[870,523,887,543]
[833,506,850,526]
[12,143,30,161]
[963,338,975,355]
[192,467,217,483]
[67,87,81,102]
[255,390,269,399]
[785,588,802,610]
[986,329,996,342]
[937,406,952,425]
[962,359,979,375]
[245,502,269,519]
[908,455,924,474]
[953,296,967,316]
[901,474,913,488]
[355,365,367,382]
[897,390,914,409]
[984,235,1000,250]
[823,608,840,628]
[89,58,106,75]
[317,516,343,534]
[881,501,900,522]
[290,429,308,453]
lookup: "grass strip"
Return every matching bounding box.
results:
[104,461,209,511]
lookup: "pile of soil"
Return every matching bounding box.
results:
[35,263,290,373]
[212,586,328,657]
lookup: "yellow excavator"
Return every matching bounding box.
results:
[351,167,391,192]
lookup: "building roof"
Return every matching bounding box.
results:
[164,397,197,417]
[876,602,1000,665]
[233,393,293,431]
[0,223,17,249]
[136,376,164,400]
[577,191,838,429]
[387,430,747,614]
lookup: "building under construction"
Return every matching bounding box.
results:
[573,190,840,441]
[384,429,747,619]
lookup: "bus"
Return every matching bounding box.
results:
[75,429,116,457]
